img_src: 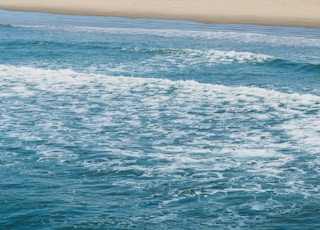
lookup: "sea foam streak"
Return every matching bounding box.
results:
[1,64,319,157]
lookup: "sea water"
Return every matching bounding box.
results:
[0,10,320,229]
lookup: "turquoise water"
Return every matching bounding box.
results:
[1,10,320,229]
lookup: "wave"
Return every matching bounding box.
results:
[0,23,15,28]
[116,48,275,67]
[4,23,320,48]
[143,48,275,64]
[114,47,320,71]
[64,26,320,47]
[264,58,320,73]
[0,23,52,29]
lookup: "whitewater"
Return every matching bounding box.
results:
[1,10,320,229]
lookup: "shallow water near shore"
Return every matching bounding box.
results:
[1,10,320,229]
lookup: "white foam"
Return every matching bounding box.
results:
[1,64,319,162]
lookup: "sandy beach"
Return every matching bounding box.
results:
[1,0,320,28]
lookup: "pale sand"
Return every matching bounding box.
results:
[1,0,320,28]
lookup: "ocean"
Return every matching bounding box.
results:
[1,10,320,229]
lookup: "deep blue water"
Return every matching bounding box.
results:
[1,10,320,229]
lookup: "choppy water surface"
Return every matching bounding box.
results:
[1,10,320,229]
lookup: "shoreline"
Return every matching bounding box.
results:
[1,0,320,28]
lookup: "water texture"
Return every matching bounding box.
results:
[1,10,320,229]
